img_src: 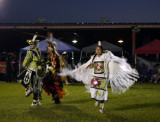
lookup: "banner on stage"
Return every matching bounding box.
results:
[0,62,6,73]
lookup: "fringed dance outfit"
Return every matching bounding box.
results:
[60,50,139,112]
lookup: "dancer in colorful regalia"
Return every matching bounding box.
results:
[42,37,65,104]
[60,41,139,113]
[18,34,46,106]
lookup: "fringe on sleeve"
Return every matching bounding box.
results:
[108,51,139,94]
[59,58,93,86]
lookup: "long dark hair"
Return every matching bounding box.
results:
[92,46,104,62]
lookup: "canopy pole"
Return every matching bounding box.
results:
[135,54,137,68]
[86,52,87,57]
[122,50,124,57]
[156,54,159,62]
[72,52,74,66]
[80,51,82,62]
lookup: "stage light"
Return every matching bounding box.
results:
[118,40,123,44]
[72,40,78,44]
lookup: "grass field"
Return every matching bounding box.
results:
[0,82,160,122]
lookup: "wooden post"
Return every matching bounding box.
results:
[132,31,136,56]
[132,26,140,56]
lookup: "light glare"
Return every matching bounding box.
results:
[118,40,123,43]
[72,40,77,43]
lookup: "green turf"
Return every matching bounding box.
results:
[0,82,160,122]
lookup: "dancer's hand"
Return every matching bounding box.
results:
[88,63,94,68]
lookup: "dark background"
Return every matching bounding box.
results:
[1,27,160,55]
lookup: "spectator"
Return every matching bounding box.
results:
[6,56,12,83]
[151,64,160,83]
[11,57,18,82]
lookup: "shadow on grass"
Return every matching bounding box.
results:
[114,102,160,110]
[26,104,104,121]
[107,113,132,122]
[64,98,92,104]
[66,82,84,86]
[26,105,77,121]
[130,87,154,90]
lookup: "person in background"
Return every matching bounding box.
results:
[11,55,18,82]
[151,64,160,83]
[6,55,12,83]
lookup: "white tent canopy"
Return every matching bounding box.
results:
[79,41,123,62]
[82,41,122,53]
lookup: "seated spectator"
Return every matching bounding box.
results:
[150,64,160,83]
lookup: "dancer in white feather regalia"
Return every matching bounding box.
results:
[59,42,139,113]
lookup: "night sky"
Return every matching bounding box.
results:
[1,0,160,23]
[1,0,160,57]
